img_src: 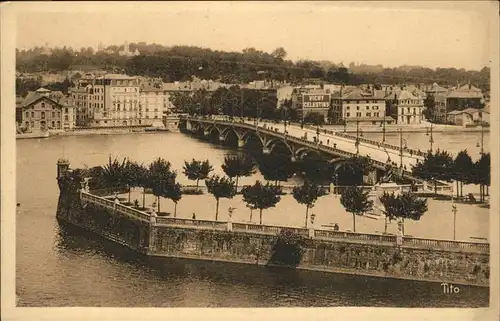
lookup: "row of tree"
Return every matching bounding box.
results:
[17,44,489,90]
[412,149,490,201]
[77,153,430,234]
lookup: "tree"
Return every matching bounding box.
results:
[123,161,142,204]
[135,163,150,208]
[102,156,129,192]
[292,180,326,227]
[340,186,373,232]
[472,153,490,202]
[241,181,282,224]
[257,154,295,186]
[221,154,256,190]
[271,47,287,60]
[148,157,176,214]
[205,175,236,220]
[336,155,373,186]
[303,112,325,126]
[379,191,427,235]
[182,159,213,188]
[165,182,182,217]
[411,149,454,195]
[453,150,474,198]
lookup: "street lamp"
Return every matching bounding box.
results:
[355,118,360,154]
[399,128,407,168]
[426,123,434,152]
[476,125,484,156]
[379,114,386,143]
[452,204,457,240]
[316,125,320,144]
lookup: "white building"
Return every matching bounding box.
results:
[386,89,424,125]
[330,87,389,125]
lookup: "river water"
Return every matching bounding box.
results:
[16,132,489,307]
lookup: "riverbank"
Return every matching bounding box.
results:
[323,124,489,134]
[49,127,171,137]
[56,188,490,288]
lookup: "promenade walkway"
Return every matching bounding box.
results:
[81,191,489,254]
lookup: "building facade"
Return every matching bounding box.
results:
[17,88,75,131]
[385,89,424,125]
[330,87,389,125]
[138,85,165,126]
[446,83,484,111]
[291,88,331,121]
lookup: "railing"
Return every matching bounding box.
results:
[80,190,488,253]
[185,117,443,186]
[81,191,150,222]
[334,132,427,157]
[155,216,227,229]
[403,236,490,252]
[314,229,397,243]
[232,223,310,237]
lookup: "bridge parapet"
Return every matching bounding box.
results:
[182,117,450,190]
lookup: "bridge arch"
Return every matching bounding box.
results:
[295,147,322,160]
[266,139,293,156]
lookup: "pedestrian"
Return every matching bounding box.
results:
[192,213,196,220]
[333,223,339,231]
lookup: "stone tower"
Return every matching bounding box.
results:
[57,158,70,179]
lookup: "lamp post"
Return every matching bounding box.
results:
[316,124,320,144]
[452,203,457,240]
[355,118,360,154]
[476,125,484,156]
[399,129,407,168]
[426,123,434,152]
[381,114,386,143]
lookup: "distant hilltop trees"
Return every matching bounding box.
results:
[16,43,490,92]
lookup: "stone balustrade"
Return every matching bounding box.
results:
[80,191,489,253]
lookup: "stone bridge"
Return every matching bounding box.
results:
[181,116,452,193]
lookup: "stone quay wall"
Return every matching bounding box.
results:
[56,189,490,287]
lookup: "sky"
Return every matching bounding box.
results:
[14,1,494,71]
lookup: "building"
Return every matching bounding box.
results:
[385,89,424,125]
[118,41,140,57]
[446,83,484,111]
[432,93,448,123]
[291,87,331,121]
[330,87,390,125]
[447,108,489,127]
[17,88,75,131]
[138,85,166,126]
[71,74,141,127]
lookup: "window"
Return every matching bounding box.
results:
[65,108,68,113]
[52,112,55,117]
[25,112,29,118]
[41,102,45,108]
[366,106,369,110]
[41,112,45,119]
[31,121,34,127]
[356,112,361,117]
[356,106,360,110]
[64,115,69,121]
[31,111,35,118]
[51,121,55,127]
[367,112,371,117]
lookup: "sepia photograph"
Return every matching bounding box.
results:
[1,1,499,319]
